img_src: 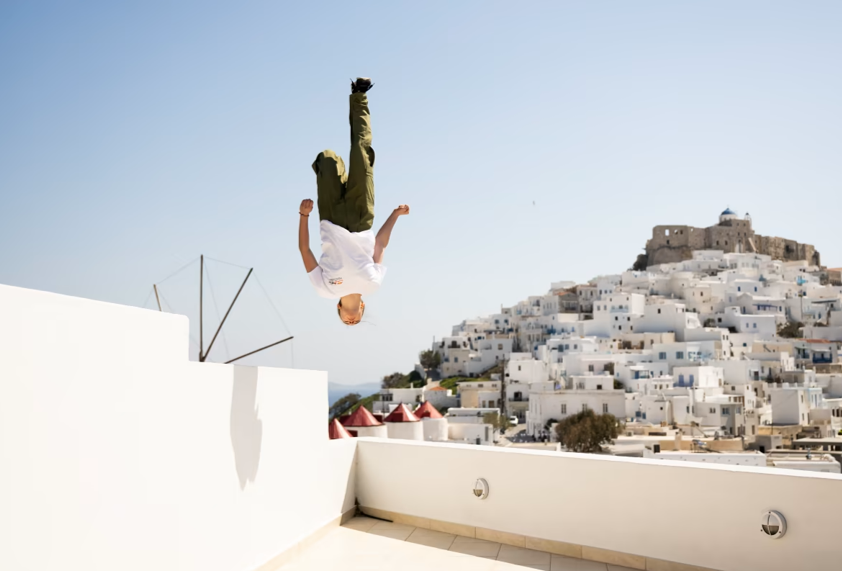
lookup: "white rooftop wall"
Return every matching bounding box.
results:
[0,284,356,571]
[356,439,842,571]
[421,417,448,442]
[386,421,423,441]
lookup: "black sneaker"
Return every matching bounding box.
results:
[351,77,374,94]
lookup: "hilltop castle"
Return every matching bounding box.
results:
[635,208,820,269]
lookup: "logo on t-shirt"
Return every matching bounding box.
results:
[329,278,343,286]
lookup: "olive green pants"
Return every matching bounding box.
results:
[312,93,375,233]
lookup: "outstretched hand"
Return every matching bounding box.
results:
[300,199,314,216]
[374,205,409,263]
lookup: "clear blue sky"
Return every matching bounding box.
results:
[2,2,841,387]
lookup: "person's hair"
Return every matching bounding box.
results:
[337,299,365,325]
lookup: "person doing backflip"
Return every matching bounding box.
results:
[298,78,409,325]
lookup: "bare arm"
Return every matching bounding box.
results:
[298,199,318,273]
[373,205,410,264]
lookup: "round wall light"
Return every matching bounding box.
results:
[760,511,786,539]
[473,478,489,500]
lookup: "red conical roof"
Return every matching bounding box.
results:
[384,403,420,423]
[340,406,383,427]
[329,418,354,439]
[414,401,443,419]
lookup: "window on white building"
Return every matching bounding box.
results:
[561,404,567,414]
[676,351,685,359]
[582,404,588,412]
[603,403,608,413]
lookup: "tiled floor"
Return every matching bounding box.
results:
[279,516,638,571]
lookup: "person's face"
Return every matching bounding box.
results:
[338,301,365,325]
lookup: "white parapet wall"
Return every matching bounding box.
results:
[386,421,423,441]
[421,417,448,441]
[0,284,357,571]
[355,438,842,571]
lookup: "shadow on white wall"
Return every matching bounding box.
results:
[230,367,263,489]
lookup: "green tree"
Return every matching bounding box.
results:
[419,350,442,373]
[613,379,624,390]
[330,393,361,420]
[777,321,804,339]
[408,370,424,385]
[381,372,407,389]
[482,411,513,432]
[631,253,649,272]
[554,409,622,453]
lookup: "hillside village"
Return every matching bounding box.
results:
[331,209,842,473]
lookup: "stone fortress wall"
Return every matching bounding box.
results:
[644,210,820,267]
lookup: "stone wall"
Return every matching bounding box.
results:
[645,221,820,266]
[755,235,820,265]
[646,225,705,266]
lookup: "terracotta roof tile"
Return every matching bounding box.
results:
[384,403,420,423]
[329,418,354,439]
[340,406,383,427]
[414,401,443,419]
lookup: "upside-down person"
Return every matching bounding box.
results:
[298,78,409,325]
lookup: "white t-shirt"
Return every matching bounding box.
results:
[308,220,387,299]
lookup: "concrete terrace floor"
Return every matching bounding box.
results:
[279,516,639,571]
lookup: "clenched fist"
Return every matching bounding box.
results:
[300,199,314,216]
[394,205,410,216]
